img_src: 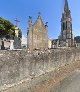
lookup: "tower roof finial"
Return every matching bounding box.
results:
[38,12,41,16]
[37,12,42,19]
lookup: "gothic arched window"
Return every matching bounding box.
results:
[63,23,65,30]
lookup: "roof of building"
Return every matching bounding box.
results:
[33,16,45,28]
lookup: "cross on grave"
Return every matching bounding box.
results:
[15,18,20,26]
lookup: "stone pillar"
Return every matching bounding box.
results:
[10,40,14,50]
[15,27,19,37]
[45,22,48,30]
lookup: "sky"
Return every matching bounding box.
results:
[0,0,80,40]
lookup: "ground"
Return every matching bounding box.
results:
[53,70,80,92]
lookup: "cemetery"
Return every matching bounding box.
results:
[0,17,22,50]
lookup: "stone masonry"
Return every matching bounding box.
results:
[0,48,80,92]
[27,16,48,51]
[60,0,74,47]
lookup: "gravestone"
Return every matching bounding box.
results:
[4,40,10,49]
[14,36,21,49]
[10,40,14,50]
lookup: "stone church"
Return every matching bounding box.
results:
[27,16,48,50]
[60,0,74,47]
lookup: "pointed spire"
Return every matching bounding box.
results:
[37,12,42,19]
[64,0,69,12]
[28,16,32,27]
[65,0,68,5]
[63,0,71,17]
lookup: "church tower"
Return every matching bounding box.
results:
[61,0,74,47]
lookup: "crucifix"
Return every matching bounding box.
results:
[15,18,20,26]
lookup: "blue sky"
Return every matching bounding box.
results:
[0,0,80,39]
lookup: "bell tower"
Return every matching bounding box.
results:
[61,0,73,47]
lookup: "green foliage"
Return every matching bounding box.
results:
[0,17,22,39]
[74,36,80,43]
[0,24,5,30]
[18,29,22,38]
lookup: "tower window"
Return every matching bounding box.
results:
[63,23,65,30]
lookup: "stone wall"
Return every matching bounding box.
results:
[0,48,80,92]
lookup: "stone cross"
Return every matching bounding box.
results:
[15,18,20,26]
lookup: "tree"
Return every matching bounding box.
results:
[74,36,80,43]
[0,17,22,39]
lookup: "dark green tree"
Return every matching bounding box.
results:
[0,17,22,39]
[74,36,80,43]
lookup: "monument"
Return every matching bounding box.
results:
[27,14,48,51]
[14,27,21,49]
[13,18,21,49]
[10,40,14,50]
